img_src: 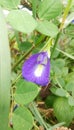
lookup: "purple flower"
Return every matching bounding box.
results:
[22,52,50,86]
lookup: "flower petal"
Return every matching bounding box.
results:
[22,52,50,86]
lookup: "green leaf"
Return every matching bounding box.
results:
[8,127,12,130]
[65,25,74,38]
[65,81,74,98]
[38,0,62,20]
[13,106,34,130]
[0,7,11,130]
[7,10,37,34]
[54,66,62,76]
[55,88,68,97]
[53,97,74,126]
[32,0,40,18]
[19,41,32,51]
[15,79,40,104]
[51,49,60,58]
[50,87,58,95]
[45,95,56,108]
[66,72,74,82]
[57,78,65,88]
[65,81,74,92]
[50,87,68,97]
[0,0,20,9]
[55,59,65,68]
[36,20,59,37]
[51,59,66,77]
[62,67,68,77]
[68,96,74,106]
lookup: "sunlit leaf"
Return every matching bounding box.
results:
[68,96,74,106]
[0,0,20,9]
[13,106,34,130]
[38,0,62,20]
[53,97,74,126]
[55,88,68,97]
[15,79,40,104]
[36,20,59,37]
[7,10,37,34]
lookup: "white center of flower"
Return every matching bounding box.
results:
[34,65,44,77]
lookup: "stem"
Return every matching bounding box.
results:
[12,45,34,70]
[60,0,72,30]
[32,0,37,18]
[48,122,65,130]
[15,31,21,48]
[50,32,61,59]
[11,72,22,87]
[33,123,39,130]
[56,78,62,88]
[51,0,72,58]
[12,35,45,70]
[56,47,74,60]
[41,38,53,51]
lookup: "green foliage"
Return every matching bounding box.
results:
[65,81,74,92]
[32,0,40,18]
[36,20,59,37]
[37,0,62,20]
[53,97,74,126]
[13,106,34,130]
[15,79,40,105]
[65,25,74,38]
[50,58,68,79]
[7,10,37,34]
[66,72,74,82]
[50,87,68,97]
[0,0,74,129]
[19,41,32,51]
[45,94,56,108]
[50,47,74,110]
[68,96,74,106]
[0,7,11,130]
[0,0,20,9]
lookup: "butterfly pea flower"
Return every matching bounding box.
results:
[22,52,50,86]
